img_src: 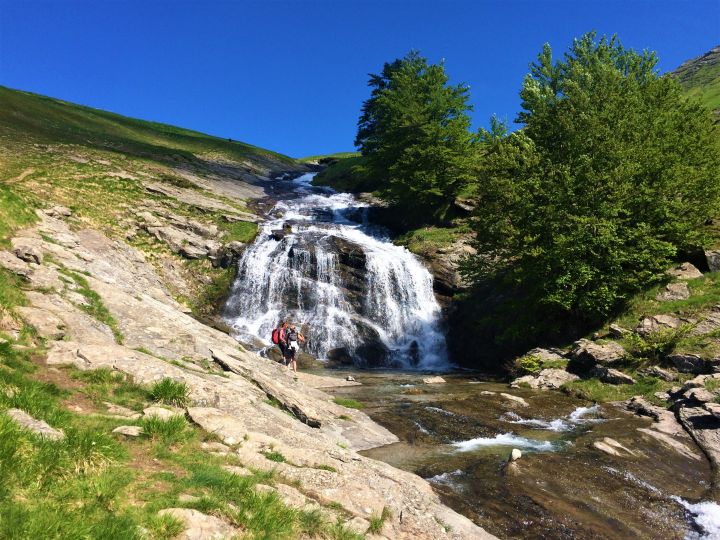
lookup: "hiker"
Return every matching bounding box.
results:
[271,322,289,362]
[284,324,305,373]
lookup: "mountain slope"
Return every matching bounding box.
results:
[672,46,720,119]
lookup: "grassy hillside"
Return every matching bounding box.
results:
[672,46,720,119]
[0,86,303,314]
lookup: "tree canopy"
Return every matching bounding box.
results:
[355,51,477,224]
[466,33,720,331]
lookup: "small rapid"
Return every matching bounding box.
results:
[223,173,448,369]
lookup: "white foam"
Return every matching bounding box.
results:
[426,406,456,417]
[452,433,557,452]
[428,469,464,486]
[672,497,720,539]
[501,405,603,432]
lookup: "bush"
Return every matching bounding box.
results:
[624,324,693,364]
[515,354,542,375]
[149,378,190,407]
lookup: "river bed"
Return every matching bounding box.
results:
[318,370,717,540]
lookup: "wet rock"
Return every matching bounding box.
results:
[6,408,65,440]
[677,406,720,493]
[213,240,245,268]
[157,508,239,540]
[637,365,676,381]
[570,339,626,367]
[346,376,356,382]
[667,262,703,280]
[636,315,682,337]
[592,437,635,457]
[480,390,496,396]
[625,396,685,436]
[423,376,446,384]
[500,393,529,407]
[656,282,690,301]
[591,366,636,385]
[112,425,143,437]
[706,249,720,272]
[510,368,579,390]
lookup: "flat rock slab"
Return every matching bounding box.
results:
[15,306,65,340]
[296,372,362,389]
[6,408,65,440]
[158,508,239,540]
[571,339,625,366]
[511,368,579,390]
[499,393,529,407]
[423,376,446,384]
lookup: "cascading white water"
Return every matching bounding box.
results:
[223,172,449,369]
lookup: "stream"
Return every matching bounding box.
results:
[224,173,720,539]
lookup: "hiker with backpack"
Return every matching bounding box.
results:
[271,321,289,362]
[284,324,305,373]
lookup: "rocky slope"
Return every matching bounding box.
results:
[671,45,720,121]
[0,87,496,539]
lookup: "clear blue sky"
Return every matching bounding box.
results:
[1,1,718,158]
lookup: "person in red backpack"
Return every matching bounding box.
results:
[272,322,289,363]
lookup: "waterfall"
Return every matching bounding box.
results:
[223,173,449,369]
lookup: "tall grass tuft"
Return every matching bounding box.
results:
[149,378,190,407]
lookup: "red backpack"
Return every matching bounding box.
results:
[271,327,284,345]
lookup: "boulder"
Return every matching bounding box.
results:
[157,508,239,540]
[0,250,31,277]
[143,405,185,420]
[635,314,682,337]
[6,408,65,440]
[112,425,143,437]
[667,262,703,280]
[13,244,42,264]
[591,366,636,385]
[706,249,720,273]
[510,368,579,390]
[637,365,676,381]
[684,387,717,404]
[670,354,715,374]
[570,339,626,367]
[677,406,720,492]
[524,347,566,363]
[422,376,446,384]
[656,282,690,301]
[509,448,522,462]
[608,324,630,338]
[104,402,141,419]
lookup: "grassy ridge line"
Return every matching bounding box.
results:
[671,47,720,116]
[0,86,297,165]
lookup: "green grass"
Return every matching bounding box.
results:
[312,155,379,193]
[140,416,190,445]
[395,224,471,257]
[333,397,365,410]
[149,378,190,407]
[368,506,392,534]
[300,151,360,162]
[561,376,675,404]
[0,267,28,310]
[218,219,258,243]
[673,49,720,114]
[264,450,287,463]
[0,183,36,247]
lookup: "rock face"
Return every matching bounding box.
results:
[677,405,720,495]
[0,212,494,540]
[570,339,625,367]
[669,353,720,374]
[6,408,65,440]
[706,249,720,272]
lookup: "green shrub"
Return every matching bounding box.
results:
[368,506,392,534]
[624,324,693,363]
[516,354,542,375]
[263,451,286,463]
[149,378,190,407]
